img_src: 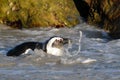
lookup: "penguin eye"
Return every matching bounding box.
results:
[55,39,59,42]
[56,39,63,43]
[59,39,63,43]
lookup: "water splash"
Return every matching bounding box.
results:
[61,31,96,64]
[64,31,82,57]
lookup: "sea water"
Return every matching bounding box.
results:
[0,23,120,80]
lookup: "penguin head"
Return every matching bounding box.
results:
[46,36,71,56]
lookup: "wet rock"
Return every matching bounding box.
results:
[73,0,120,39]
[0,0,79,28]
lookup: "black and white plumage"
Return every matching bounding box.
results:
[6,36,70,57]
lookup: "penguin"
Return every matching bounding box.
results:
[6,36,70,57]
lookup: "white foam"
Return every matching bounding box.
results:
[81,58,97,64]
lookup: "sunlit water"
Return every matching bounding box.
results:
[0,23,120,80]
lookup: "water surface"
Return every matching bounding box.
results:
[0,23,120,80]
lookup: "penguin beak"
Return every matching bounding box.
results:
[63,38,72,45]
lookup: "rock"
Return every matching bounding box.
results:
[73,0,120,39]
[0,0,79,28]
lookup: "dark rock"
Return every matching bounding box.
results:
[73,0,120,39]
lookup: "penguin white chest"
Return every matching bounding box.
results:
[47,47,64,56]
